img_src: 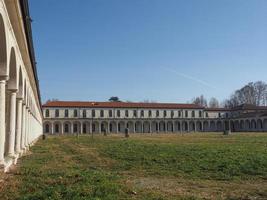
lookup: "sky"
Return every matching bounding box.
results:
[29,0,267,104]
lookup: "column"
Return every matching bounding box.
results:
[15,98,23,154]
[51,122,54,135]
[20,104,26,150]
[0,80,6,164]
[61,123,64,135]
[149,122,152,133]
[7,91,17,157]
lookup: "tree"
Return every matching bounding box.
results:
[192,95,207,107]
[209,97,219,108]
[109,96,120,102]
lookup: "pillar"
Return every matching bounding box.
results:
[7,91,17,157]
[20,104,26,150]
[15,99,23,154]
[0,80,6,164]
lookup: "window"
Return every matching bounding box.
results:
[74,109,78,117]
[192,111,195,118]
[83,110,87,118]
[125,110,129,117]
[133,110,137,117]
[149,110,152,117]
[218,113,221,118]
[65,109,69,117]
[156,110,159,117]
[141,110,144,117]
[92,110,95,118]
[199,111,202,118]
[117,110,121,117]
[100,110,104,117]
[185,110,188,118]
[109,110,113,117]
[55,109,59,117]
[164,110,167,117]
[178,111,181,117]
[171,111,174,118]
[45,110,49,117]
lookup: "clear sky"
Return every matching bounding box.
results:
[29,0,267,104]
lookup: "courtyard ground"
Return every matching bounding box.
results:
[1,133,267,200]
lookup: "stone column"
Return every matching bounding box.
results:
[0,80,6,164]
[51,122,54,135]
[15,98,23,154]
[61,123,64,135]
[20,104,26,151]
[7,91,17,157]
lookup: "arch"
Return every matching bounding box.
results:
[143,121,151,133]
[182,121,188,132]
[126,121,135,133]
[135,121,142,133]
[174,121,181,132]
[151,121,158,132]
[257,119,263,131]
[82,122,90,134]
[92,121,100,133]
[0,13,7,77]
[109,121,117,133]
[245,120,250,131]
[7,47,18,90]
[210,121,216,132]
[63,121,71,134]
[17,67,24,98]
[101,121,108,133]
[43,122,52,134]
[167,121,173,132]
[196,121,202,132]
[189,121,195,132]
[203,121,209,131]
[118,121,126,133]
[159,121,165,132]
[53,121,62,134]
[240,120,245,131]
[263,119,267,131]
[216,121,223,131]
[251,119,257,131]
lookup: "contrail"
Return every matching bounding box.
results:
[160,67,217,89]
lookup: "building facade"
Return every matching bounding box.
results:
[0,0,43,172]
[43,101,267,135]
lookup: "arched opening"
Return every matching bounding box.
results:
[63,122,71,134]
[126,121,135,133]
[203,121,209,131]
[101,121,108,133]
[174,121,181,132]
[92,121,100,133]
[240,120,244,131]
[118,121,126,133]
[43,122,51,134]
[210,121,216,132]
[216,121,223,131]
[54,122,61,134]
[167,121,173,132]
[151,121,158,132]
[245,120,250,131]
[0,14,7,77]
[143,121,150,133]
[109,121,117,133]
[182,121,188,132]
[159,121,165,132]
[257,119,263,131]
[251,120,257,131]
[135,121,142,133]
[263,119,267,131]
[189,121,195,132]
[196,121,202,132]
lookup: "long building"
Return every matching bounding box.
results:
[0,0,43,172]
[43,101,267,134]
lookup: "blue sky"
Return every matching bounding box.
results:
[29,0,267,104]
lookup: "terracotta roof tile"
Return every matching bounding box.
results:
[42,101,204,109]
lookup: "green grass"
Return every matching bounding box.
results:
[1,133,267,200]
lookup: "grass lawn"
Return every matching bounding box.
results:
[1,133,267,200]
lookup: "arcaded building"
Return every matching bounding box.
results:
[43,101,267,135]
[0,0,43,172]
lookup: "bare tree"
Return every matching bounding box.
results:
[209,97,219,108]
[192,95,207,107]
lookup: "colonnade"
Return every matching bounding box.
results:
[43,118,267,135]
[0,1,43,172]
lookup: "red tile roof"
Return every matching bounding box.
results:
[42,101,204,109]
